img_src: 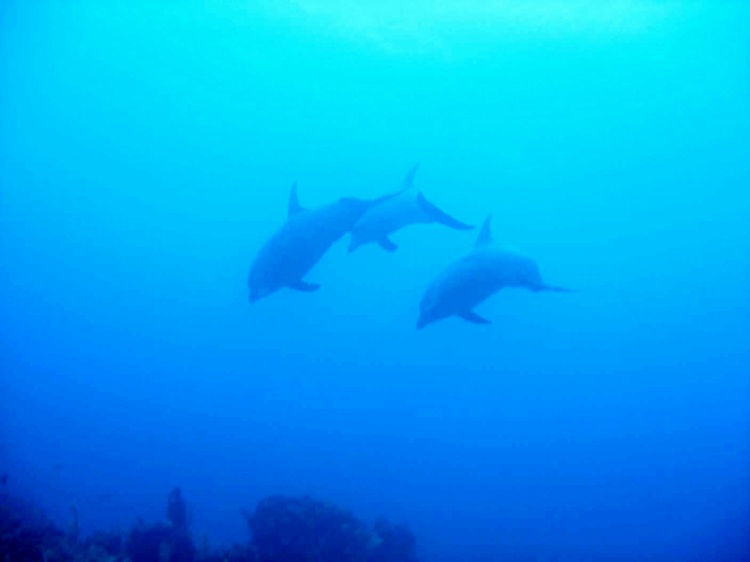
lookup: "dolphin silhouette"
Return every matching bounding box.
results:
[348,166,474,253]
[417,215,572,329]
[248,175,411,303]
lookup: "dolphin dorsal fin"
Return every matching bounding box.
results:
[475,215,493,247]
[287,183,303,218]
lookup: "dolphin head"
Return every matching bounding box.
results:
[248,283,270,303]
[416,291,446,330]
[416,312,433,330]
[416,305,450,330]
[247,269,276,304]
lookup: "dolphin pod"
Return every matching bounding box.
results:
[348,165,474,253]
[417,216,572,329]
[247,166,572,327]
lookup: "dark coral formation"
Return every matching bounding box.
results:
[0,490,418,562]
[126,521,194,562]
[370,518,418,562]
[0,492,66,562]
[84,530,122,559]
[123,486,197,562]
[244,495,417,562]
[246,495,371,562]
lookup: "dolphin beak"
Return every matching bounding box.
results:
[416,315,429,330]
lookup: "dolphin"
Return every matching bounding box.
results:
[417,215,571,329]
[348,166,474,253]
[248,174,412,303]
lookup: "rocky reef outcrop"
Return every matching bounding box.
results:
[0,489,418,562]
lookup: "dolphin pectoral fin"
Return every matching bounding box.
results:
[287,183,304,218]
[289,280,321,292]
[416,192,474,230]
[458,310,491,325]
[377,237,398,253]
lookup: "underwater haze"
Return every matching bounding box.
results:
[2,1,750,560]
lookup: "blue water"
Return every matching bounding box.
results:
[1,2,749,560]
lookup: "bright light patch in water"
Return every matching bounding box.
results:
[279,0,681,54]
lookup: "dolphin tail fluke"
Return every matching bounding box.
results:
[458,310,491,325]
[539,284,575,293]
[416,192,474,231]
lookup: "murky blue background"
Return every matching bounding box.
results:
[2,2,749,560]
